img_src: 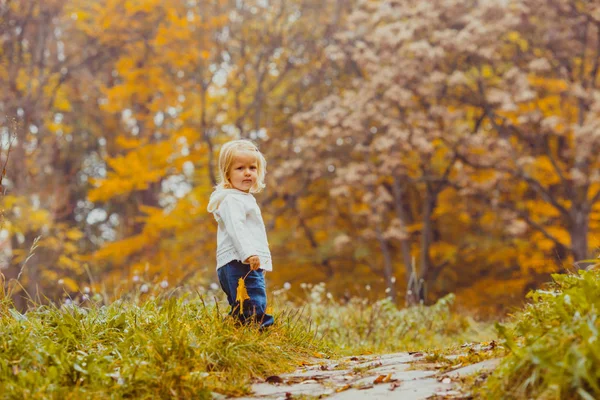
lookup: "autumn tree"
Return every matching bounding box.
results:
[0,0,104,306]
[447,0,600,266]
[85,0,352,292]
[288,0,600,306]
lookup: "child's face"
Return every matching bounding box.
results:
[228,151,258,193]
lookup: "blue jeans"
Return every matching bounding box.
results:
[217,260,274,328]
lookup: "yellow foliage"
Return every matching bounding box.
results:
[545,226,570,247]
[430,241,457,261]
[116,136,144,150]
[506,31,529,51]
[527,156,562,186]
[61,277,80,292]
[525,200,561,218]
[41,269,58,282]
[406,223,423,233]
[66,229,84,241]
[92,234,147,264]
[236,277,250,308]
[58,255,81,271]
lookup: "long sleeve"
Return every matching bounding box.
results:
[218,196,256,263]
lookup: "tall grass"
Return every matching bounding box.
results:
[482,270,600,399]
[0,278,494,399]
[275,283,495,355]
[0,290,326,399]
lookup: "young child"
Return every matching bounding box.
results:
[207,139,274,328]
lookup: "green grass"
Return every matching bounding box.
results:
[481,270,600,399]
[0,293,327,399]
[282,284,496,355]
[0,281,495,399]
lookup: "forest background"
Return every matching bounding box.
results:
[1,0,600,314]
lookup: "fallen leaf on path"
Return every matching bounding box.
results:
[389,381,402,391]
[335,384,352,393]
[357,384,374,390]
[409,352,424,357]
[373,374,393,384]
[350,357,359,361]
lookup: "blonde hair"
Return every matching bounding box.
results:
[216,139,267,193]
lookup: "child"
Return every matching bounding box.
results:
[207,139,274,328]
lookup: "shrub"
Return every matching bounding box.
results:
[483,270,600,399]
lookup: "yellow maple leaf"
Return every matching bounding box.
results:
[236,277,250,311]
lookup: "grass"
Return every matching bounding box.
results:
[0,292,328,399]
[480,269,600,399]
[282,283,496,355]
[409,340,505,373]
[0,279,496,399]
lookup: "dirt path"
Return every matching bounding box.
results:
[239,352,500,400]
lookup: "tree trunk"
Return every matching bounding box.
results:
[375,221,396,302]
[417,186,436,303]
[391,175,413,280]
[570,206,589,265]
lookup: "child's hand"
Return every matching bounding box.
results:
[245,256,261,271]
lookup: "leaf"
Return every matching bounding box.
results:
[335,384,351,393]
[66,229,84,241]
[235,277,250,308]
[373,374,393,384]
[357,384,374,390]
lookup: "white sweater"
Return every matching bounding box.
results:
[207,188,272,271]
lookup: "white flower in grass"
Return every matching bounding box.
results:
[365,285,371,291]
[83,286,90,294]
[140,284,149,293]
[58,279,64,285]
[210,283,219,291]
[160,280,169,289]
[132,275,140,282]
[283,282,291,290]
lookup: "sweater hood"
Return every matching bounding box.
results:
[207,188,250,213]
